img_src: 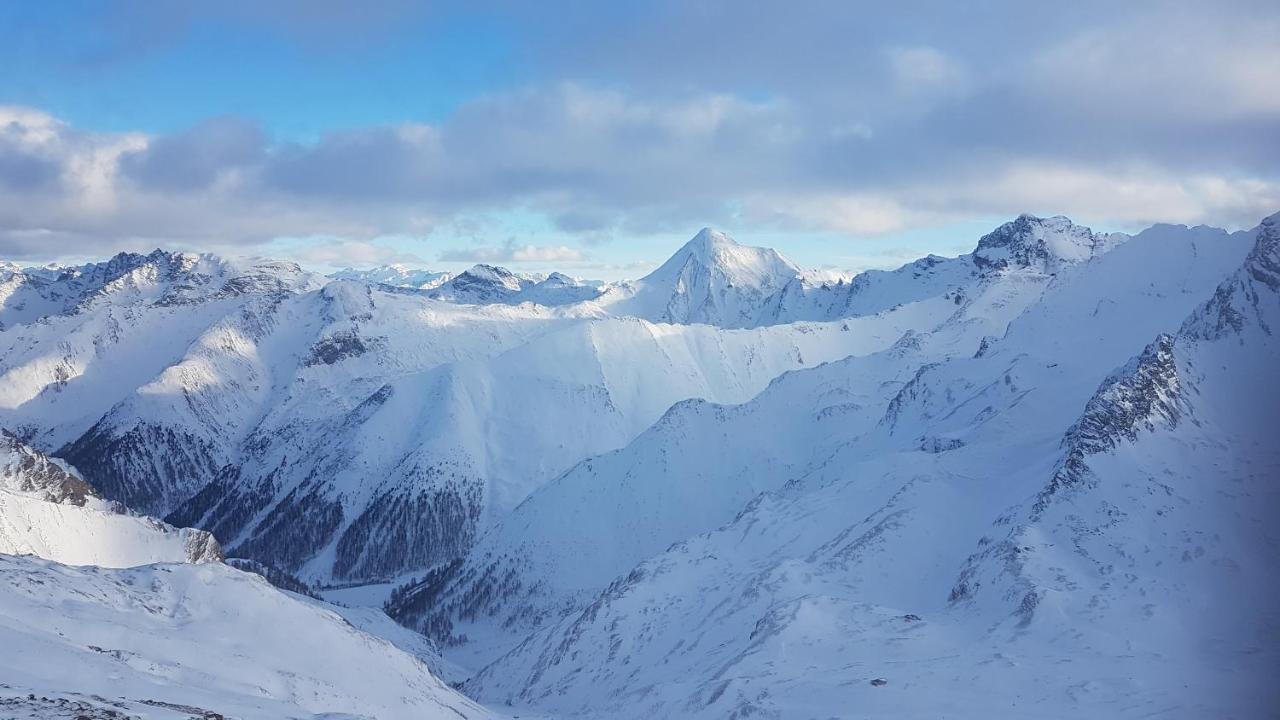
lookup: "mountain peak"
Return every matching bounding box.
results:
[974,214,1118,272]
[651,228,799,286]
[621,228,801,326]
[541,271,576,286]
[462,263,520,283]
[426,263,528,303]
[686,226,737,255]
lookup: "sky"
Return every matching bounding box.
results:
[1,0,1278,280]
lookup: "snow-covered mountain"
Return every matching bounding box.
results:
[382,216,1148,652]
[1,426,488,718]
[158,306,930,585]
[0,250,320,332]
[2,212,1275,719]
[0,250,324,450]
[597,227,803,326]
[329,264,454,289]
[386,216,1274,719]
[588,215,1123,330]
[428,264,531,303]
[1,230,959,586]
[753,214,1126,326]
[427,264,603,306]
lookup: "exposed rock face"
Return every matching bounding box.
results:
[1182,212,1280,340]
[181,525,226,564]
[1036,333,1183,509]
[1248,214,1280,290]
[420,264,602,306]
[972,214,1120,273]
[304,329,374,366]
[1,430,223,565]
[0,429,95,506]
[429,264,530,304]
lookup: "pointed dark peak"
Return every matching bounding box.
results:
[972,214,1109,272]
[462,263,518,280]
[93,248,195,280]
[975,214,1055,253]
[540,271,576,286]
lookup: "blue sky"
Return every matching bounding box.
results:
[1,1,1277,278]
[1,3,521,136]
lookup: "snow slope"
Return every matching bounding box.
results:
[0,431,222,567]
[167,304,938,586]
[0,555,494,719]
[0,251,323,449]
[387,217,1258,684]
[447,218,1275,719]
[2,423,486,718]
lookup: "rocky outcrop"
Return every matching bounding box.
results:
[973,214,1119,273]
[1,431,223,565]
[0,429,96,506]
[1035,333,1184,512]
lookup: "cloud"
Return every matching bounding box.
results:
[741,164,1280,238]
[258,237,430,268]
[886,46,970,98]
[120,117,265,191]
[438,240,586,264]
[1029,11,1280,122]
[1,0,1278,263]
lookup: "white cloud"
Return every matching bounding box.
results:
[438,240,586,264]
[257,237,431,268]
[886,46,970,97]
[937,163,1280,230]
[736,164,1280,239]
[742,194,914,236]
[1,15,1278,269]
[1029,13,1280,121]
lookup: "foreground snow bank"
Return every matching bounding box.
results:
[0,555,493,719]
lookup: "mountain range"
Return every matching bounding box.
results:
[1,211,1275,718]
